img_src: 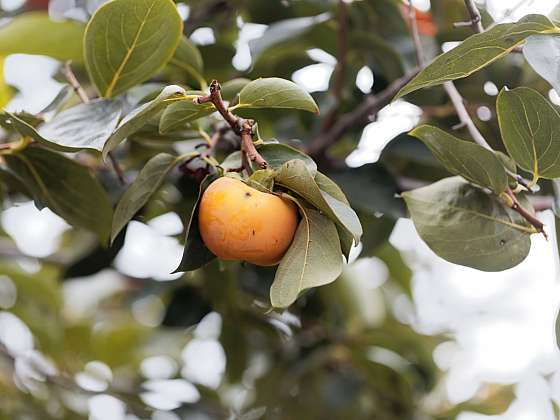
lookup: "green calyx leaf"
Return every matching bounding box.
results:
[410,125,508,193]
[402,176,533,272]
[102,85,186,159]
[497,86,560,182]
[396,14,557,98]
[5,147,113,244]
[84,0,183,98]
[270,206,342,308]
[235,77,320,114]
[246,169,275,193]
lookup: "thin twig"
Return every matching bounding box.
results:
[240,120,267,172]
[196,80,241,134]
[196,80,267,170]
[462,0,484,33]
[407,1,425,67]
[62,61,126,185]
[505,188,547,238]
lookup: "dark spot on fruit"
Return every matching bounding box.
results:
[245,192,251,198]
[252,229,255,236]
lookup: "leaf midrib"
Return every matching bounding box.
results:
[104,0,157,97]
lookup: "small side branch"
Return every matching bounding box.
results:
[196,80,241,134]
[240,120,267,173]
[462,0,484,33]
[196,80,267,172]
[505,188,547,239]
[62,61,126,185]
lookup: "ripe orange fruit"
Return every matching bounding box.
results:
[198,176,298,266]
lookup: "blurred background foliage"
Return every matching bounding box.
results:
[0,0,556,419]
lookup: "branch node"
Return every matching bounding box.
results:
[241,120,267,172]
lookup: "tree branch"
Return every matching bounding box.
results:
[196,80,267,171]
[407,3,543,234]
[62,61,127,185]
[306,68,420,158]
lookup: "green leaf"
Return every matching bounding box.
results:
[235,78,319,114]
[221,143,318,175]
[497,87,560,180]
[314,171,356,259]
[0,12,85,62]
[175,175,218,272]
[159,97,215,134]
[275,159,362,243]
[103,85,186,159]
[84,0,183,98]
[38,99,122,152]
[403,177,532,271]
[5,147,113,244]
[396,14,557,98]
[221,78,251,102]
[112,153,179,243]
[169,36,205,86]
[410,125,508,193]
[0,111,77,152]
[270,207,342,308]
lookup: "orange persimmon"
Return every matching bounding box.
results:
[198,177,298,266]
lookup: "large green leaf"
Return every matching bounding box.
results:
[235,78,319,114]
[0,112,78,152]
[102,85,186,159]
[270,207,342,308]
[38,99,122,152]
[497,87,560,180]
[159,98,215,133]
[175,175,218,272]
[0,12,85,62]
[403,177,532,271]
[396,14,557,98]
[221,143,317,175]
[410,125,508,193]
[84,0,183,97]
[275,159,362,243]
[112,153,179,243]
[5,147,113,244]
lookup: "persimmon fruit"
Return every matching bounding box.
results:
[198,177,298,266]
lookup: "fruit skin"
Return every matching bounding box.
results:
[198,176,298,266]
